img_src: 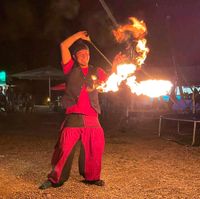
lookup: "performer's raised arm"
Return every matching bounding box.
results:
[60,31,90,65]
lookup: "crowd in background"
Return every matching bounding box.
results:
[0,86,35,113]
[1,84,200,116]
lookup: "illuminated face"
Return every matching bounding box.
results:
[75,49,90,67]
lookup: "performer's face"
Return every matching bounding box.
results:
[75,49,90,67]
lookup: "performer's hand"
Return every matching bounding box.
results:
[86,79,100,92]
[76,31,91,42]
[86,83,104,93]
[86,86,95,92]
[96,87,104,93]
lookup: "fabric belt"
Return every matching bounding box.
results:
[63,114,101,128]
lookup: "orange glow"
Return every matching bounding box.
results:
[98,65,173,97]
[96,17,172,98]
[97,63,137,92]
[91,75,97,80]
[112,17,149,69]
[116,63,137,79]
[113,17,147,42]
[98,73,121,92]
[126,78,173,97]
[135,39,149,66]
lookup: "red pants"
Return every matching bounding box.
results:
[48,114,105,184]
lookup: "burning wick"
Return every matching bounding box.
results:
[91,75,97,81]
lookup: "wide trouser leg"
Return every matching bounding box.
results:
[81,127,105,181]
[78,143,85,178]
[48,127,81,184]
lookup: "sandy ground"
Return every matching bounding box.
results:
[1,111,200,199]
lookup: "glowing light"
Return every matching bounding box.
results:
[126,78,173,97]
[99,73,120,92]
[97,63,136,92]
[116,64,137,79]
[112,17,149,71]
[96,17,172,98]
[135,39,149,66]
[91,75,97,80]
[99,71,173,97]
[0,71,6,84]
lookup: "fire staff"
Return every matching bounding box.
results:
[39,31,108,189]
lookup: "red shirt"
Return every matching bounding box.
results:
[62,59,107,116]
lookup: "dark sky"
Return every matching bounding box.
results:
[0,0,200,74]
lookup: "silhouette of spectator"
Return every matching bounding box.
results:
[193,88,200,104]
[5,86,15,112]
[25,93,35,113]
[0,86,7,111]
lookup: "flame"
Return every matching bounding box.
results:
[97,64,173,98]
[135,39,149,66]
[116,63,137,79]
[128,17,147,39]
[126,78,173,97]
[113,17,149,69]
[96,17,172,98]
[113,17,147,42]
[98,63,137,92]
[91,75,97,80]
[100,73,121,92]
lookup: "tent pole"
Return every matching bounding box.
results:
[48,76,51,102]
[192,91,196,115]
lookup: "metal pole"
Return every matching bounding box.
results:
[90,41,112,67]
[177,121,180,134]
[158,116,162,137]
[192,90,196,115]
[98,0,119,28]
[192,121,197,146]
[48,76,51,102]
[126,106,129,124]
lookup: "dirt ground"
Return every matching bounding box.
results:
[1,111,200,199]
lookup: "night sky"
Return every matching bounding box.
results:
[0,0,200,74]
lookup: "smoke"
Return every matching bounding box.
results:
[58,0,80,20]
[44,0,80,39]
[0,0,80,41]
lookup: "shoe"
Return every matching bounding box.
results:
[82,179,105,186]
[39,180,53,190]
[52,182,64,188]
[39,180,64,190]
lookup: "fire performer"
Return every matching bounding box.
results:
[39,31,108,189]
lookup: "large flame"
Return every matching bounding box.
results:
[112,17,149,69]
[126,77,173,97]
[99,63,137,92]
[113,17,147,42]
[116,63,137,79]
[135,39,149,66]
[98,64,173,97]
[96,17,173,98]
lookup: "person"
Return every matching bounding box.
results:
[25,93,35,113]
[0,86,7,112]
[39,31,108,189]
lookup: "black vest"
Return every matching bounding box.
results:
[64,64,101,114]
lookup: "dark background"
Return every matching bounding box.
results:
[0,0,200,73]
[0,0,200,102]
